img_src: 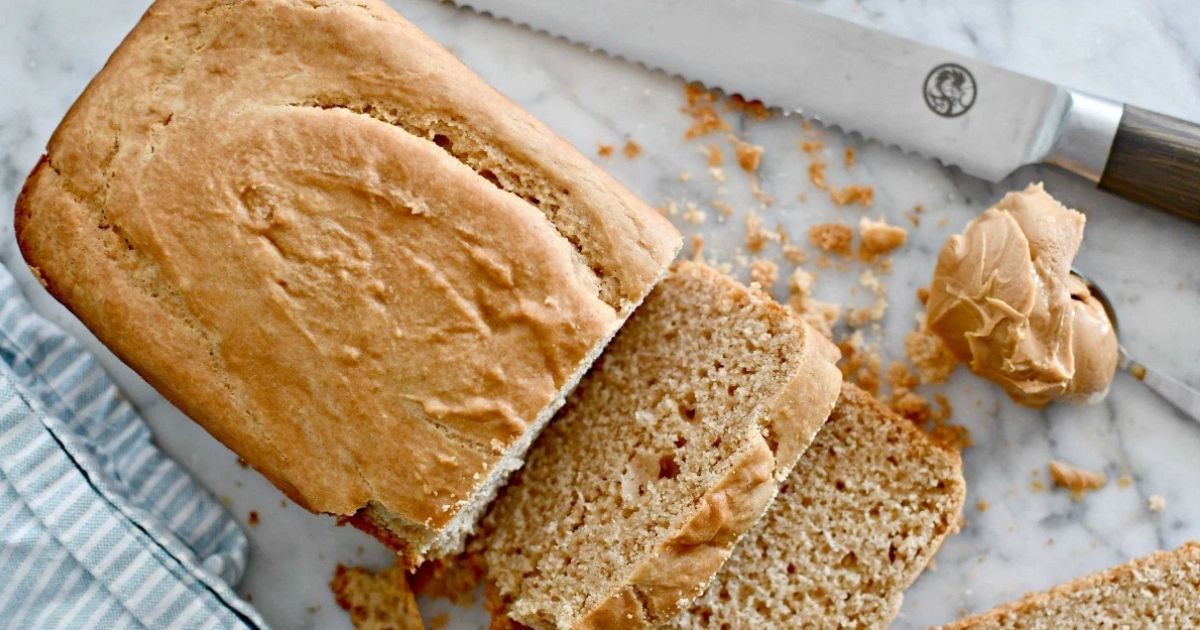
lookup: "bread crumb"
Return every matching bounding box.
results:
[859,217,908,259]
[800,139,823,157]
[917,286,930,305]
[749,259,779,288]
[597,144,614,158]
[808,161,828,191]
[905,319,958,385]
[808,223,854,256]
[678,171,692,182]
[429,613,450,629]
[750,178,775,207]
[734,140,764,173]
[659,199,680,217]
[331,562,424,629]
[796,300,840,340]
[830,186,874,208]
[709,166,727,182]
[683,202,707,225]
[712,199,734,220]
[688,234,705,262]
[1117,474,1133,488]
[1148,495,1167,512]
[788,268,815,299]
[683,83,732,139]
[1031,477,1046,492]
[622,140,642,158]
[837,331,881,394]
[248,511,259,527]
[705,144,723,166]
[782,244,807,264]
[887,362,919,390]
[844,147,856,168]
[976,500,989,512]
[1048,460,1107,501]
[746,211,777,252]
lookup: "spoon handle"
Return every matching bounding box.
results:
[1124,354,1200,425]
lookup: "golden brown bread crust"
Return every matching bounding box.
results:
[939,542,1200,629]
[15,0,679,562]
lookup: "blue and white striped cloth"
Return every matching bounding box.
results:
[0,263,265,629]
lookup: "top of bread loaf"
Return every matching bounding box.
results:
[671,383,966,629]
[940,541,1200,629]
[483,262,842,629]
[15,0,680,562]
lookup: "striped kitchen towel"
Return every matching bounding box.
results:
[0,263,266,629]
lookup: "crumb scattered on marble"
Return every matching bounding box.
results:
[905,316,958,384]
[683,202,707,225]
[712,199,734,219]
[596,144,614,158]
[976,500,989,512]
[659,199,680,217]
[733,139,764,173]
[749,259,779,288]
[709,166,727,182]
[782,244,807,264]
[678,171,692,182]
[859,217,908,259]
[690,234,705,262]
[622,140,642,158]
[808,222,854,256]
[248,511,259,527]
[1048,460,1107,501]
[430,613,450,630]
[236,456,249,468]
[844,147,856,168]
[1149,495,1167,512]
[830,185,874,208]
[746,210,776,252]
[917,286,931,305]
[705,144,723,166]
[683,83,731,139]
[1118,474,1133,488]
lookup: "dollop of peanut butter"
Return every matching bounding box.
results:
[926,184,1118,407]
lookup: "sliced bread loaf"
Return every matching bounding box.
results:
[940,542,1200,629]
[482,261,843,629]
[671,383,966,629]
[15,0,680,567]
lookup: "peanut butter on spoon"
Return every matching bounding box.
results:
[926,183,1118,407]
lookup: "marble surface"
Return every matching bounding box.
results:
[3,1,1199,628]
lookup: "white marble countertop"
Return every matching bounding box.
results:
[2,1,1199,628]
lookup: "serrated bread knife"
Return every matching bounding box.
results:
[456,0,1200,221]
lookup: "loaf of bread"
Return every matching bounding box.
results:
[940,542,1200,629]
[672,384,966,629]
[15,0,680,567]
[482,261,843,629]
[330,563,425,630]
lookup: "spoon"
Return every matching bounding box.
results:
[1072,269,1200,424]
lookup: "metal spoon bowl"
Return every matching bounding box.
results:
[1071,269,1200,423]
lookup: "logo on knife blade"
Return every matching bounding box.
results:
[923,63,976,118]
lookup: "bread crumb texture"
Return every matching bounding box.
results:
[858,217,908,259]
[939,542,1200,629]
[808,223,854,256]
[483,261,840,629]
[330,563,424,630]
[671,385,966,629]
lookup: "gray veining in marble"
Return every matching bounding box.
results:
[2,1,1199,628]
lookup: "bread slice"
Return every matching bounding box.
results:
[15,0,680,567]
[483,261,843,629]
[330,563,425,630]
[940,542,1200,629]
[671,383,966,629]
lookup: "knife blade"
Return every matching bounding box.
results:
[454,0,1200,221]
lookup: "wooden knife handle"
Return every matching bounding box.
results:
[1099,105,1200,222]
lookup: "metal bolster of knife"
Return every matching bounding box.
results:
[1044,91,1124,183]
